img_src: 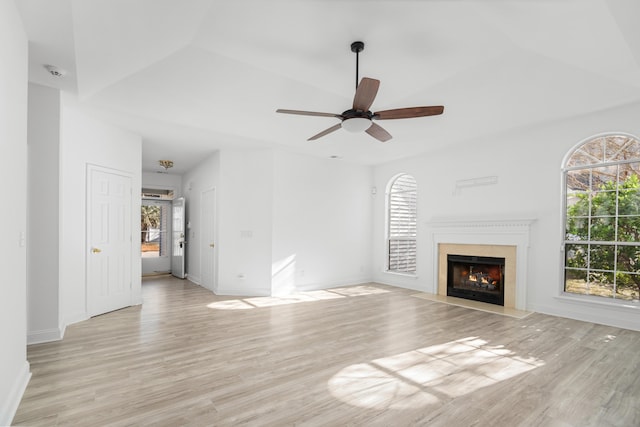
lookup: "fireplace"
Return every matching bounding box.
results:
[428,218,535,311]
[447,254,505,306]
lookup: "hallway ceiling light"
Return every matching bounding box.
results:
[158,160,174,170]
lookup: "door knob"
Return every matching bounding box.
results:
[209,243,215,248]
[92,247,102,253]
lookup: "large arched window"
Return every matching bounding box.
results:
[563,134,640,302]
[386,174,417,274]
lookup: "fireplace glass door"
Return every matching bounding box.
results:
[447,255,505,306]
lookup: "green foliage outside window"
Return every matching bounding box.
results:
[141,205,161,243]
[565,173,640,300]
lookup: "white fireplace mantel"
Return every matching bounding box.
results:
[427,218,536,310]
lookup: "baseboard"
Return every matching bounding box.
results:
[0,360,31,426]
[294,277,374,292]
[529,301,640,332]
[214,287,270,297]
[27,327,63,345]
[372,277,427,293]
[215,277,375,297]
[61,311,89,331]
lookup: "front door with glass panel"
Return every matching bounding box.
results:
[171,197,186,279]
[141,199,171,275]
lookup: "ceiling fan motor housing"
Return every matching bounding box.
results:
[342,109,373,120]
[341,108,374,132]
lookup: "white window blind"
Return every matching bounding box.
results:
[387,174,417,273]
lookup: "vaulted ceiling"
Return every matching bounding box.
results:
[17,0,640,173]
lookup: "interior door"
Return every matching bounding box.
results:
[87,166,133,316]
[201,188,216,291]
[171,197,186,279]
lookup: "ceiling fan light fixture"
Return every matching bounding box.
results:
[342,117,372,133]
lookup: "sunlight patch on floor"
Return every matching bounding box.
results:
[328,336,545,410]
[207,285,390,310]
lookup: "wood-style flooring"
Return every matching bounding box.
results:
[14,276,640,426]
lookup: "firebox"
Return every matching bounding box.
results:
[447,254,505,306]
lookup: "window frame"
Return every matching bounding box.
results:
[561,132,640,305]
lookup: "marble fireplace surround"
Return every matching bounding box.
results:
[427,218,535,311]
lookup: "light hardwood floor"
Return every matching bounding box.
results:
[14,276,640,426]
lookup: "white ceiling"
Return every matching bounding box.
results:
[16,0,640,174]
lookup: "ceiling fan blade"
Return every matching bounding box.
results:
[352,77,380,111]
[365,122,392,142]
[277,109,342,119]
[308,123,342,141]
[374,106,444,120]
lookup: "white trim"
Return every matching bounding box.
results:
[289,277,373,293]
[555,293,639,310]
[0,361,31,426]
[27,327,64,345]
[200,187,217,292]
[188,275,202,286]
[382,271,418,279]
[374,277,425,293]
[561,131,640,170]
[215,286,271,297]
[61,311,89,329]
[427,217,536,310]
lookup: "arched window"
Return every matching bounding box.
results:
[563,134,640,302]
[386,174,417,274]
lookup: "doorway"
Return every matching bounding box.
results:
[141,199,171,275]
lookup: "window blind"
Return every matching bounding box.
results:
[387,175,417,273]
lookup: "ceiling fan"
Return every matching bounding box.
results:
[276,41,444,142]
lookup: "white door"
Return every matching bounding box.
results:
[87,166,133,316]
[171,197,186,279]
[201,188,216,291]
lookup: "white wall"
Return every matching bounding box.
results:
[181,149,373,297]
[272,151,373,294]
[216,149,273,296]
[27,83,61,344]
[182,151,219,286]
[59,96,142,327]
[0,2,30,424]
[373,102,640,331]
[181,149,275,295]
